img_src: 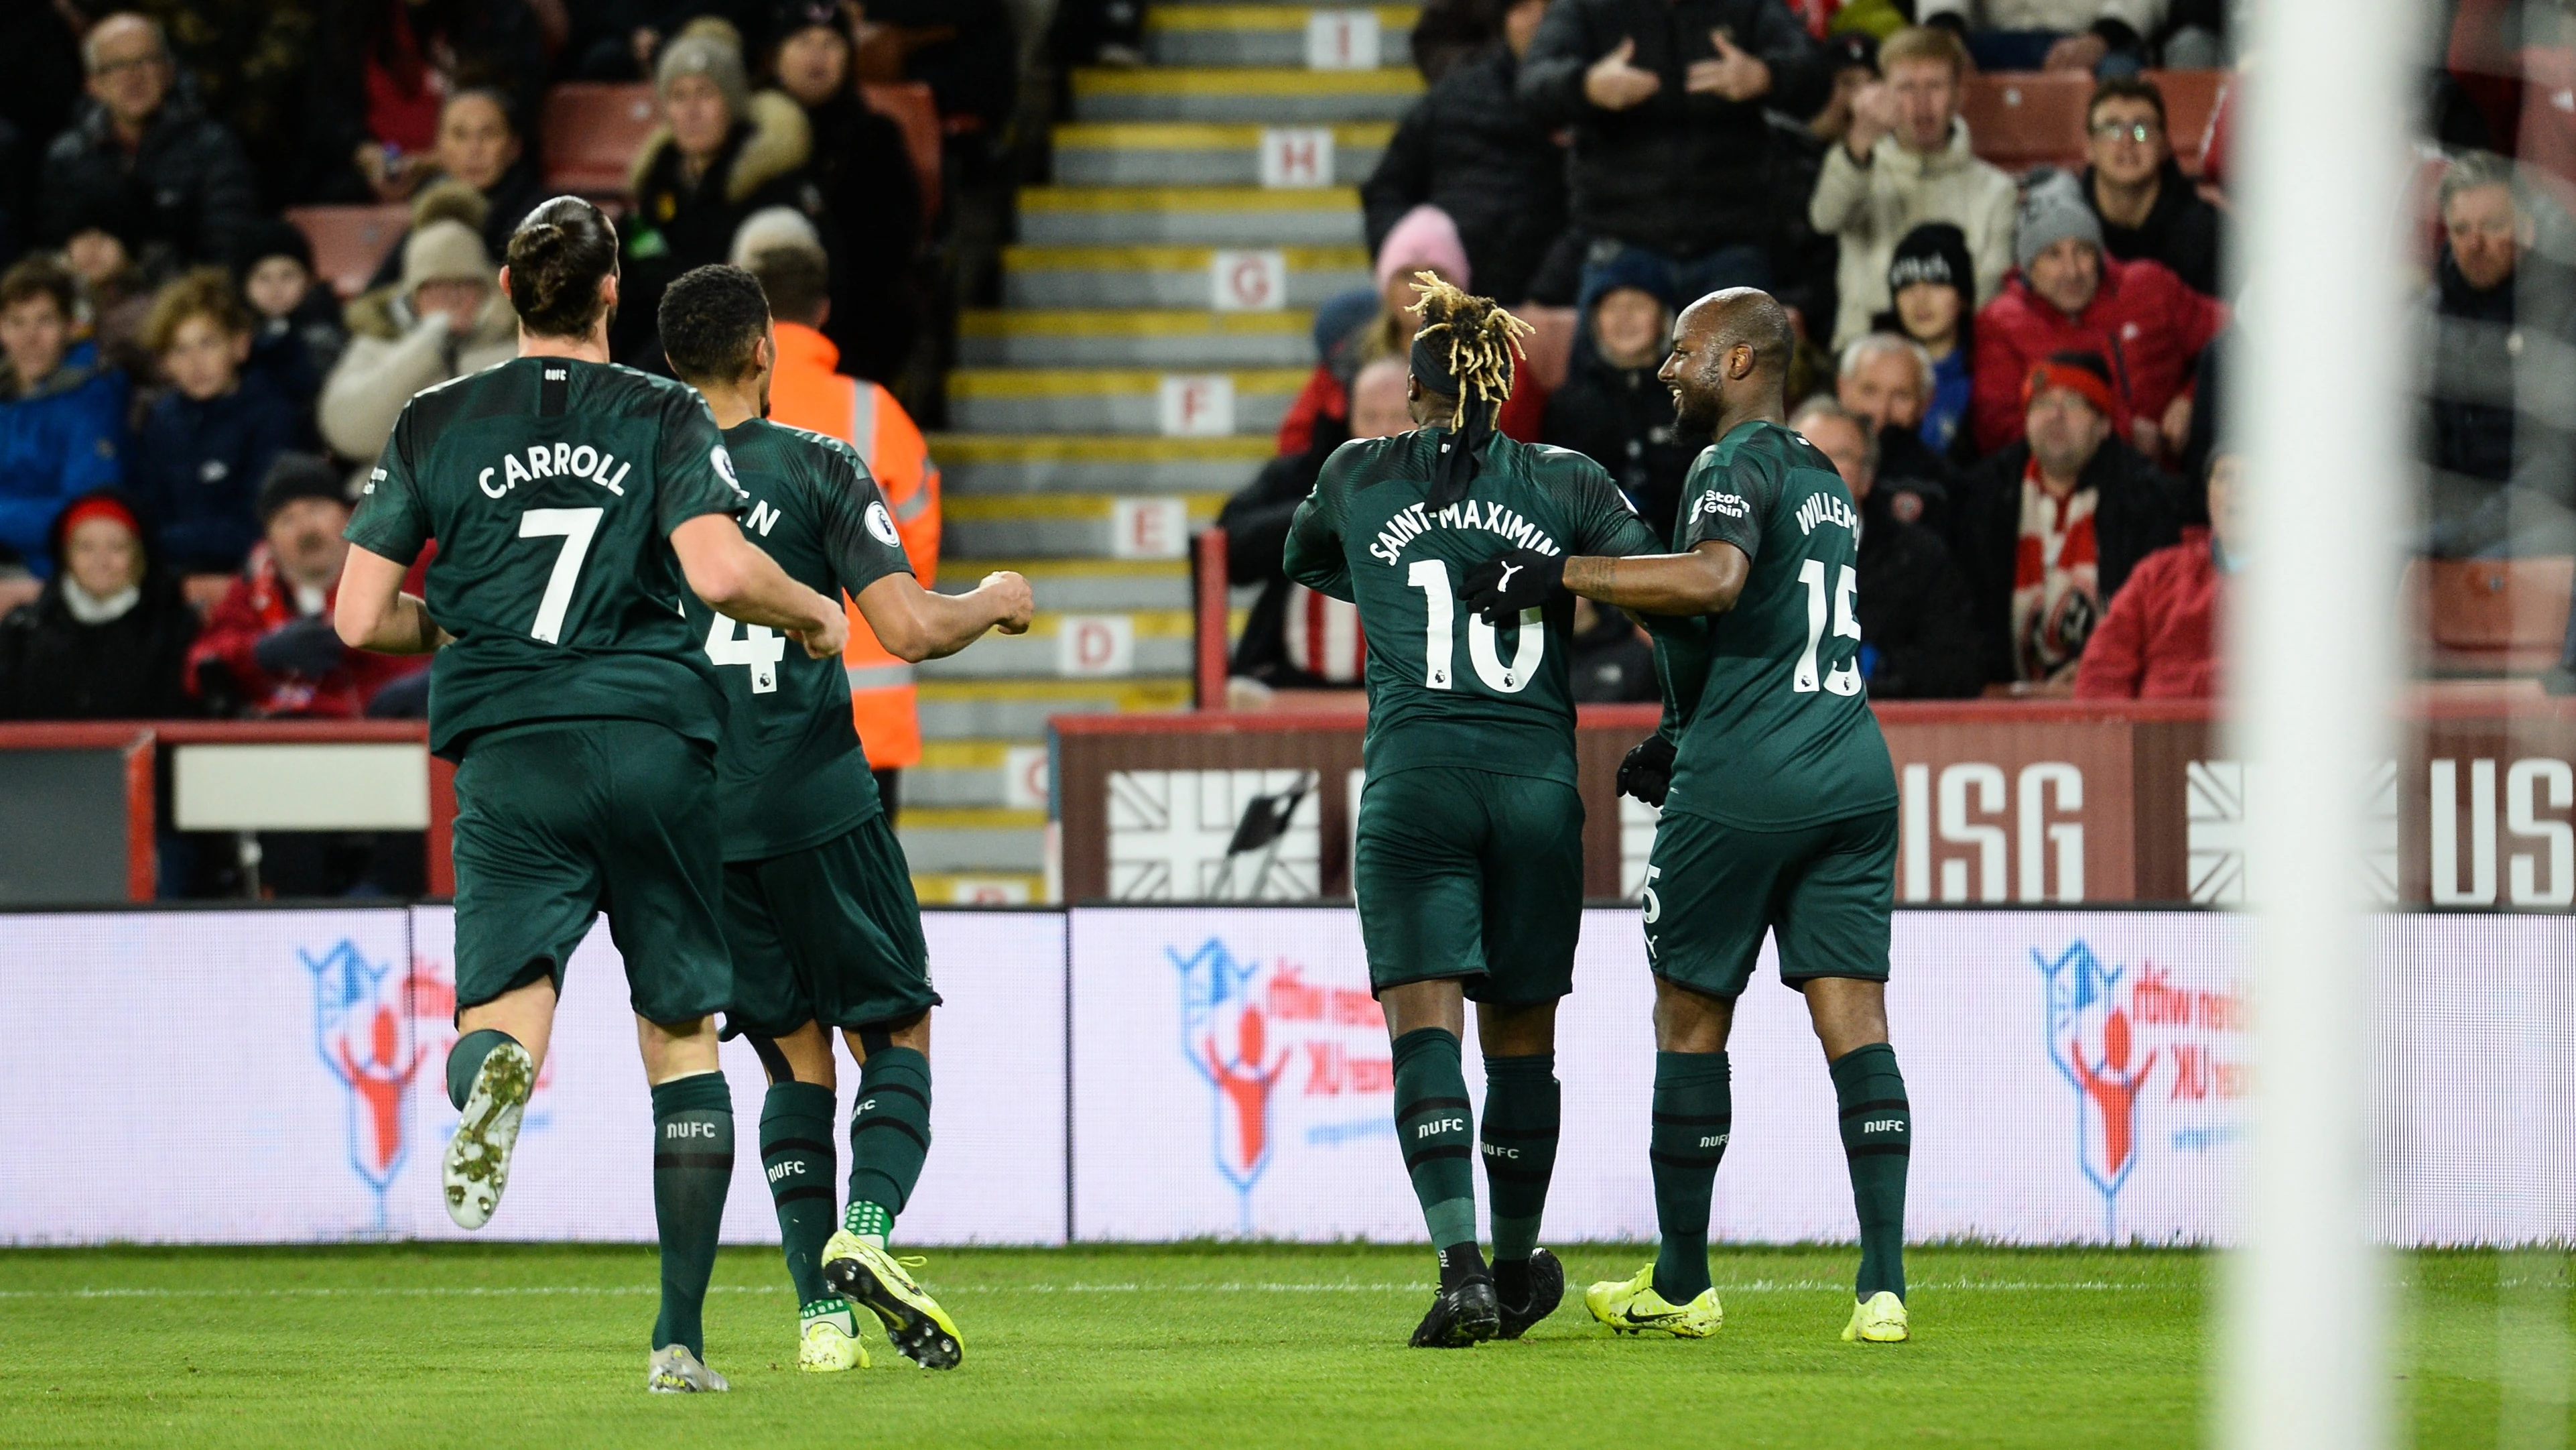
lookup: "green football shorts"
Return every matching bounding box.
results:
[720,814,940,1039]
[1640,806,1897,999]
[1352,766,1584,1006]
[449,719,730,1025]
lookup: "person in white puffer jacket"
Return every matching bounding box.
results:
[316,213,517,467]
[1918,0,2167,73]
[1809,26,2018,347]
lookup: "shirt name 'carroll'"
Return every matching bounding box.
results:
[1366,499,1563,566]
[479,442,635,500]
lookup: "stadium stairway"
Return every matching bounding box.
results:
[908,1,1419,902]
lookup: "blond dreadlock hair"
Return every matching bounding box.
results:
[1408,271,1535,427]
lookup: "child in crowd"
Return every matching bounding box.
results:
[234,221,350,410]
[128,270,304,575]
[1874,222,1977,462]
[0,256,127,575]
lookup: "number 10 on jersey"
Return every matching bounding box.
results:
[1407,558,1543,692]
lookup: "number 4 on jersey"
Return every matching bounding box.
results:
[706,613,785,692]
[1796,558,1864,697]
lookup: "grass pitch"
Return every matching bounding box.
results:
[0,1244,2561,1447]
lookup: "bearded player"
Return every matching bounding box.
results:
[656,265,1033,1374]
[1463,288,1913,1345]
[1283,275,1663,1347]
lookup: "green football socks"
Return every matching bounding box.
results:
[1831,1042,1912,1302]
[1649,1050,1732,1305]
[759,1081,838,1309]
[845,1047,931,1247]
[1478,1051,1559,1301]
[650,1071,734,1358]
[1391,1027,1484,1284]
[444,1028,518,1110]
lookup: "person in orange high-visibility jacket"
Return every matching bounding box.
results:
[745,242,939,815]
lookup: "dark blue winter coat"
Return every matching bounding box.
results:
[0,341,127,575]
[128,370,304,575]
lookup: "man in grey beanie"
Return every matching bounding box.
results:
[1968,168,2225,457]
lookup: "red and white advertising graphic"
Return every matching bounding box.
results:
[0,908,1065,1245]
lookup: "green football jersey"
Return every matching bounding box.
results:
[1284,427,1661,786]
[344,357,747,759]
[1654,418,1898,829]
[685,418,913,862]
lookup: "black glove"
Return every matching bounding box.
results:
[1457,547,1566,625]
[252,615,347,678]
[1618,734,1677,808]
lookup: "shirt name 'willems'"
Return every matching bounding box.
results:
[479,443,634,500]
[1366,499,1563,566]
[1795,491,1857,537]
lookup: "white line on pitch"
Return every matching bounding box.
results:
[0,1278,2159,1301]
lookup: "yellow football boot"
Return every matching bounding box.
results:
[1842,1290,1910,1343]
[797,1298,870,1372]
[1584,1263,1723,1338]
[822,1233,964,1369]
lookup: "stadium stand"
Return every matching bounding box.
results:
[281,205,413,301]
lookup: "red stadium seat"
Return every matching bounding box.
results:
[541,82,659,196]
[285,204,413,300]
[860,81,944,229]
[1961,71,2089,176]
[2145,69,2225,176]
[2409,557,2576,676]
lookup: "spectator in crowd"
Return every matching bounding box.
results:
[234,219,350,411]
[190,453,429,719]
[0,257,127,575]
[1919,0,2157,74]
[1224,357,1412,694]
[56,203,159,379]
[1972,170,2226,460]
[615,25,821,361]
[320,214,517,465]
[765,0,922,383]
[740,235,943,813]
[1792,396,1982,698]
[1836,331,1954,532]
[1409,0,1504,83]
[304,0,545,204]
[2076,448,2237,698]
[564,1,771,80]
[1870,222,1976,460]
[1362,0,1564,307]
[1808,25,2015,347]
[128,269,303,575]
[1957,351,2183,686]
[2082,76,2221,297]
[0,489,196,719]
[363,91,548,290]
[1518,0,1823,304]
[40,13,261,271]
[1277,206,1468,459]
[2418,152,2576,557]
[1765,31,1882,334]
[1543,251,1694,537]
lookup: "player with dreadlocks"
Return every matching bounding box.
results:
[1285,274,1664,1347]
